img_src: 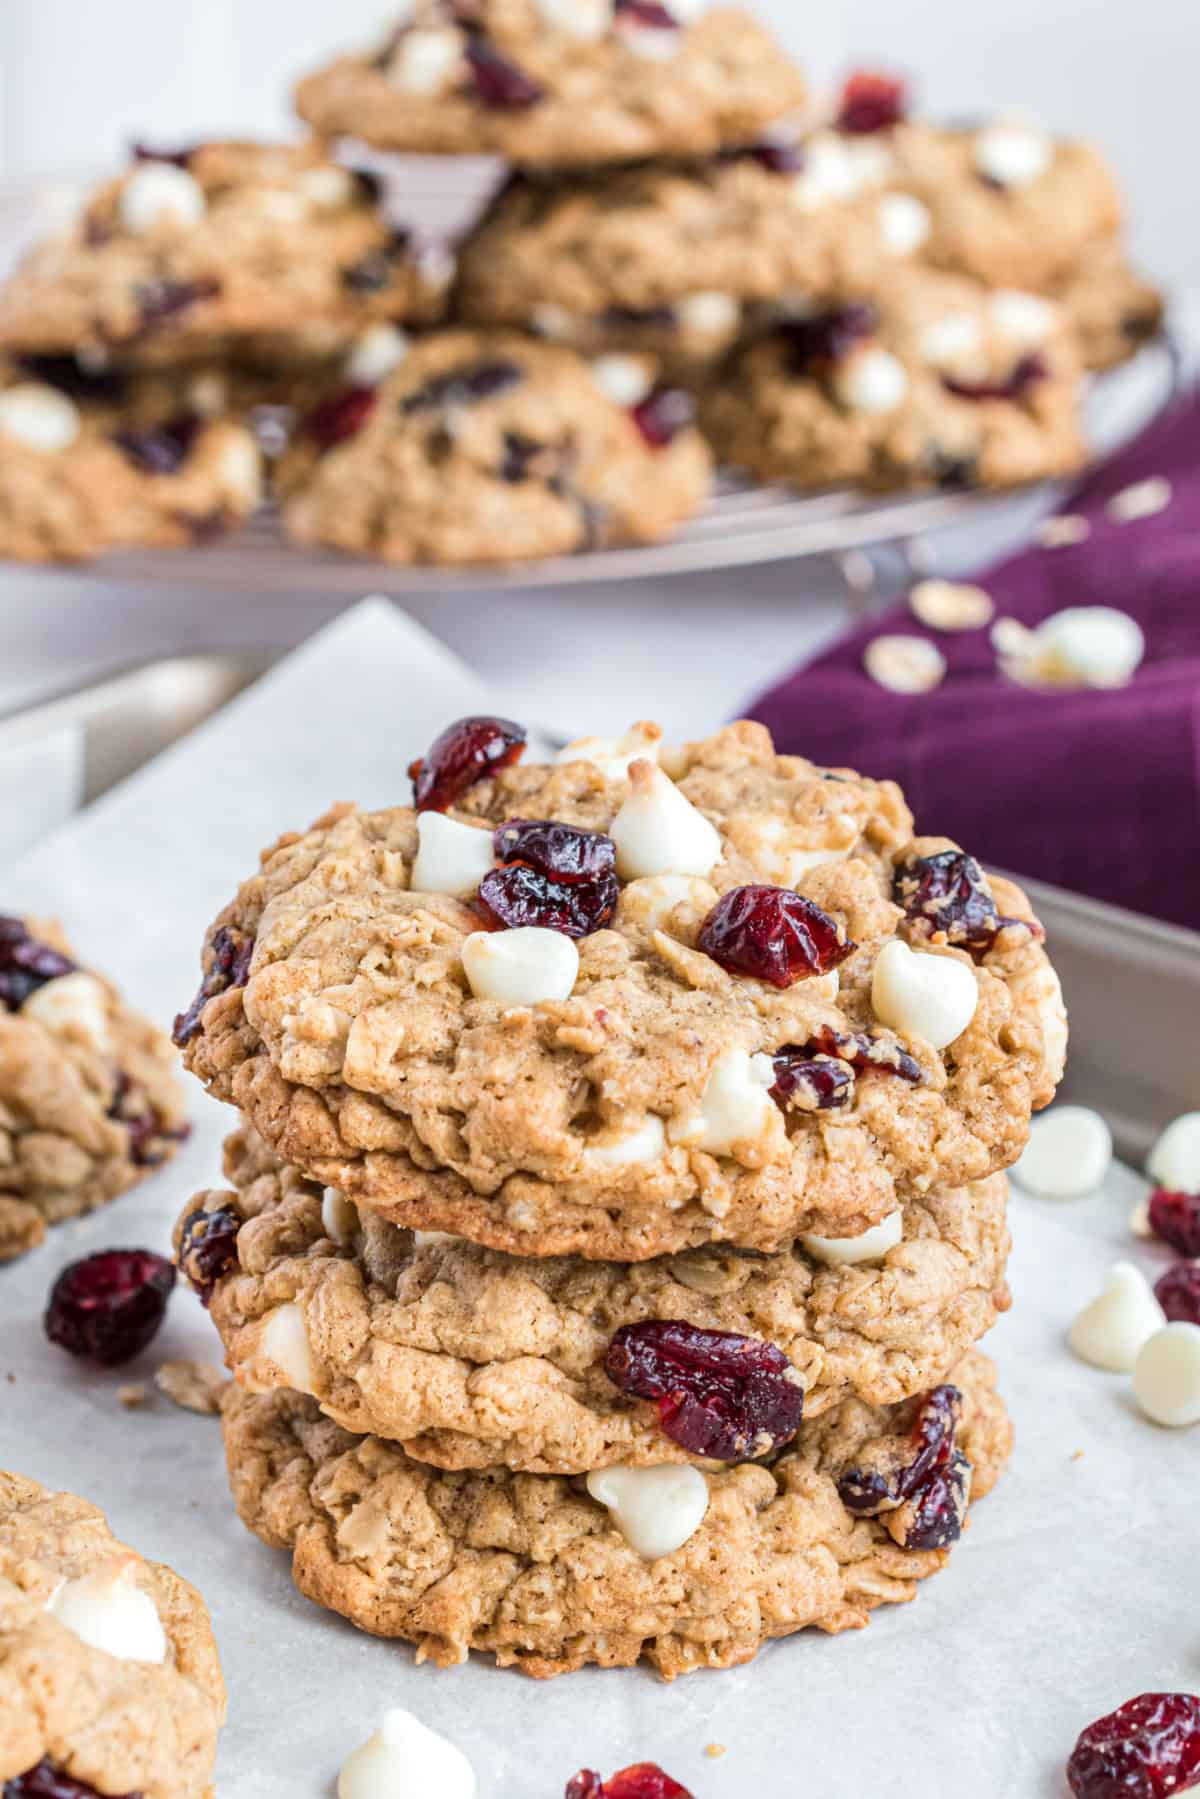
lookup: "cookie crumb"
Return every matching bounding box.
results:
[908,579,994,632]
[1106,475,1171,524]
[1070,1448,1085,1462]
[155,1359,226,1416]
[705,1744,728,1760]
[1035,513,1090,549]
[863,634,947,695]
[117,1383,147,1409]
[1129,1197,1153,1239]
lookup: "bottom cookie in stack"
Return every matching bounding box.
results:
[220,1350,1011,1679]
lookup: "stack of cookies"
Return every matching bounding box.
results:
[171,716,1065,1676]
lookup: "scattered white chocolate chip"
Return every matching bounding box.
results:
[908,579,994,633]
[674,1048,777,1156]
[0,383,81,453]
[1068,1263,1166,1372]
[299,164,356,210]
[1106,475,1171,524]
[993,606,1145,691]
[410,812,495,898]
[154,1359,226,1415]
[1035,513,1091,549]
[835,346,908,415]
[1133,1323,1200,1428]
[556,721,663,780]
[21,971,112,1054]
[345,324,410,387]
[990,288,1056,346]
[878,192,931,255]
[1147,1112,1200,1193]
[919,311,985,373]
[863,635,947,695]
[338,1708,476,1799]
[587,1115,667,1168]
[49,1559,167,1664]
[591,354,653,408]
[801,1210,903,1267]
[257,1303,317,1397]
[972,120,1053,188]
[461,928,579,1006]
[792,132,874,209]
[536,0,610,36]
[871,940,978,1051]
[119,162,206,233]
[675,290,740,336]
[388,27,463,93]
[586,1464,710,1560]
[322,1187,360,1247]
[1013,1105,1113,1199]
[611,761,721,880]
[1129,1197,1153,1239]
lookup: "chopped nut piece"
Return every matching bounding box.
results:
[117,1383,147,1409]
[863,634,947,694]
[908,579,994,632]
[155,1358,226,1415]
[1035,512,1091,548]
[1106,475,1171,524]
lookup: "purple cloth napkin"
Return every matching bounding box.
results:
[746,388,1200,929]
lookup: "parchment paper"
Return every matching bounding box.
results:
[1,599,1194,1799]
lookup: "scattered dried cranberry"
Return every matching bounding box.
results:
[1148,1191,1200,1258]
[3,1761,136,1799]
[698,886,853,989]
[605,1320,804,1461]
[1067,1694,1200,1799]
[839,1384,964,1543]
[409,716,527,812]
[631,388,694,449]
[783,303,878,374]
[837,70,908,133]
[0,917,75,1011]
[809,1024,924,1083]
[943,353,1047,402]
[1154,1262,1200,1326]
[478,863,619,939]
[464,38,545,108]
[177,1205,241,1306]
[136,276,220,330]
[893,849,1016,954]
[493,819,615,883]
[172,926,255,1047]
[900,1446,971,1550]
[302,385,378,450]
[108,1073,189,1168]
[132,140,195,167]
[44,1250,175,1367]
[114,412,201,474]
[614,0,681,28]
[401,360,524,414]
[566,1768,693,1799]
[342,227,413,293]
[771,1051,855,1111]
[734,137,806,175]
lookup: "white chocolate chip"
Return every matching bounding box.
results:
[1147,1112,1200,1194]
[345,324,410,386]
[1106,475,1172,524]
[338,1709,476,1799]
[21,971,111,1054]
[186,371,229,418]
[611,761,721,880]
[919,312,986,374]
[994,606,1145,691]
[322,1188,359,1247]
[0,383,80,453]
[216,433,263,509]
[871,940,978,1051]
[257,1303,317,1397]
[336,1496,393,1558]
[536,0,610,37]
[1035,513,1091,549]
[675,290,740,336]
[674,1048,777,1156]
[618,874,718,935]
[299,164,356,210]
[878,192,931,255]
[616,23,681,58]
[557,722,663,780]
[908,579,994,633]
[990,289,1056,346]
[414,1230,460,1249]
[48,1559,167,1664]
[591,354,654,409]
[461,928,579,1006]
[791,133,859,209]
[410,812,495,898]
[1013,1105,1112,1199]
[972,120,1053,188]
[1133,1323,1200,1428]
[587,1115,667,1169]
[1068,1263,1166,1372]
[863,635,947,695]
[119,162,206,233]
[835,346,908,415]
[801,1209,903,1267]
[388,27,463,93]
[586,1464,709,1560]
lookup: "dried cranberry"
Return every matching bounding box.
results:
[943,353,1047,402]
[493,819,615,883]
[16,354,127,404]
[464,39,545,108]
[132,140,194,167]
[3,1761,138,1799]
[478,863,619,939]
[44,1250,175,1366]
[1148,1191,1200,1258]
[893,849,1014,954]
[409,715,527,812]
[770,1051,855,1111]
[178,1205,241,1306]
[900,1446,971,1550]
[614,0,681,28]
[499,431,543,482]
[730,137,806,175]
[113,412,201,474]
[566,1769,693,1799]
[840,1384,962,1519]
[172,925,255,1047]
[808,1024,923,1083]
[342,227,413,293]
[1068,1694,1200,1799]
[302,385,378,450]
[108,1074,189,1168]
[698,886,853,989]
[136,276,221,330]
[837,70,908,134]
[783,303,878,374]
[1154,1262,1200,1326]
[605,1320,804,1461]
[401,361,524,414]
[631,388,694,449]
[0,916,75,1011]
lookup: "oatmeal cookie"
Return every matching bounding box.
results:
[0,1472,224,1798]
[221,1348,1010,1678]
[702,269,1086,493]
[177,720,1064,1260]
[182,1120,1011,1472]
[0,918,187,1261]
[294,3,806,167]
[0,355,263,563]
[275,331,712,565]
[0,142,447,365]
[1050,237,1165,372]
